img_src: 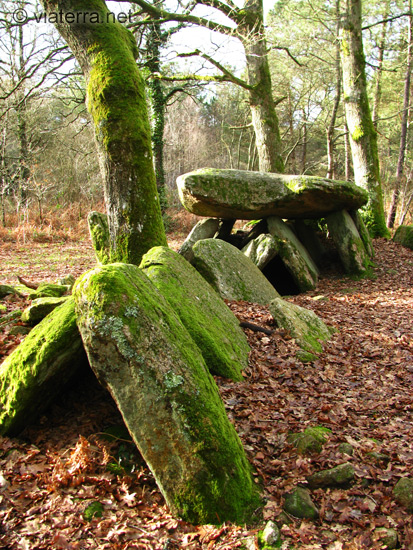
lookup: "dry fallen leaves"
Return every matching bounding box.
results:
[0,238,412,549]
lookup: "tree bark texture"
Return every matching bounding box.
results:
[339,0,389,237]
[41,0,167,265]
[239,0,284,173]
[387,3,412,228]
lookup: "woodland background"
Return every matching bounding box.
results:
[1,0,413,238]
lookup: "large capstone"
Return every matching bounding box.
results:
[177,168,368,219]
[140,246,249,381]
[73,263,259,525]
[0,298,87,436]
[192,239,280,305]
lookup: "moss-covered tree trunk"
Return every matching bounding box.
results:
[41,0,167,265]
[339,0,389,237]
[239,0,284,173]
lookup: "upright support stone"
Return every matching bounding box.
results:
[350,210,375,257]
[178,218,220,262]
[393,225,413,251]
[73,263,259,524]
[293,220,327,266]
[326,210,370,275]
[0,298,86,436]
[88,211,110,265]
[242,233,279,270]
[267,216,319,292]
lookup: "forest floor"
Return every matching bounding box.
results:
[0,233,412,549]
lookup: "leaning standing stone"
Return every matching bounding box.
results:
[0,298,86,436]
[141,246,249,381]
[73,263,259,525]
[192,239,280,305]
[326,209,370,275]
[178,217,220,262]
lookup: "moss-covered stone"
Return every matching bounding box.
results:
[58,274,76,288]
[393,477,413,512]
[306,462,355,489]
[338,442,354,456]
[0,285,22,298]
[88,211,111,264]
[283,487,319,520]
[29,283,68,299]
[179,218,220,262]
[242,233,279,270]
[192,239,280,305]
[9,326,31,336]
[0,298,87,436]
[393,225,413,251]
[140,246,249,381]
[177,168,368,219]
[257,520,281,549]
[21,296,70,325]
[373,528,398,550]
[267,217,319,292]
[288,426,331,455]
[350,210,375,257]
[269,298,334,358]
[73,263,260,525]
[326,209,371,275]
[293,220,327,266]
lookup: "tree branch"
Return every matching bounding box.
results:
[177,49,252,89]
[128,0,235,36]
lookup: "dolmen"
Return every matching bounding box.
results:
[177,168,374,291]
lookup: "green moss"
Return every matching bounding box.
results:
[74,263,260,524]
[283,487,319,520]
[352,125,364,142]
[74,1,167,265]
[192,239,280,306]
[29,283,68,299]
[269,298,334,359]
[83,501,104,521]
[21,296,69,325]
[141,246,249,381]
[88,211,110,264]
[393,225,413,250]
[0,298,85,436]
[288,426,331,455]
[341,38,350,57]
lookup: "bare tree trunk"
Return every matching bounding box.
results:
[371,0,390,127]
[326,0,342,180]
[301,109,308,173]
[240,0,284,173]
[340,0,389,237]
[387,3,412,228]
[344,123,352,181]
[41,0,167,264]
